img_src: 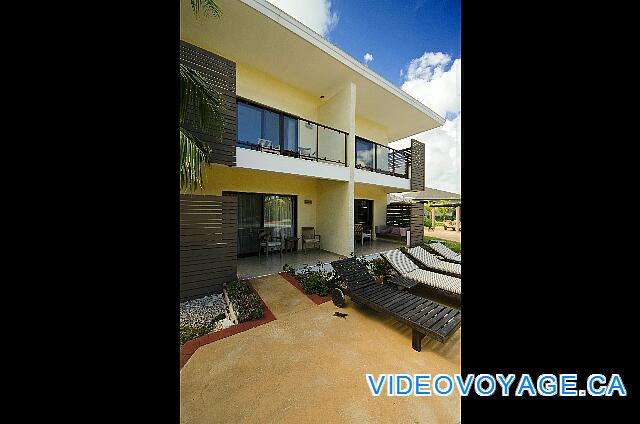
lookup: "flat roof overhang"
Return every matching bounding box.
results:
[180,0,445,140]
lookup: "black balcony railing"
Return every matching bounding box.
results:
[355,136,411,178]
[236,97,348,166]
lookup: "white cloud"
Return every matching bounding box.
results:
[390,52,462,193]
[402,52,460,118]
[364,53,374,65]
[266,0,339,37]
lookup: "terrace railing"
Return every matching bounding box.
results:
[355,137,411,178]
[236,98,348,166]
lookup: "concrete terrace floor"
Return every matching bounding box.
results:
[180,274,461,424]
[237,238,405,280]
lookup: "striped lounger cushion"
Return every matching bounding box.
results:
[407,246,461,276]
[429,243,461,263]
[404,269,461,295]
[383,249,461,295]
[382,249,420,275]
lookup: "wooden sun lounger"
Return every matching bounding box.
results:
[405,246,461,277]
[331,258,461,351]
[426,242,461,264]
[380,249,461,307]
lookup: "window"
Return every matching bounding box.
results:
[237,101,283,149]
[223,191,297,257]
[237,100,298,151]
[283,115,298,153]
[262,109,280,148]
[237,102,262,146]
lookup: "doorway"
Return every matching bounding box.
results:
[223,192,297,257]
[354,199,373,232]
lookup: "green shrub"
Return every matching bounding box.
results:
[225,280,264,323]
[367,257,393,279]
[424,217,432,227]
[282,263,297,278]
[301,272,329,296]
[298,269,334,296]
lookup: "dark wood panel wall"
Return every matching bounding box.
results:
[180,194,238,301]
[386,202,413,227]
[410,139,425,191]
[409,203,425,247]
[180,40,237,167]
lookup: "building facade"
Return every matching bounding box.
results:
[179,0,444,297]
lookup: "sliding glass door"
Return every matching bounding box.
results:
[224,192,297,256]
[264,195,295,241]
[355,199,373,231]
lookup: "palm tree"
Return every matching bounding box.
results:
[180,0,223,192]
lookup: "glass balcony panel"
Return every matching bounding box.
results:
[356,137,374,169]
[318,126,344,163]
[392,150,408,176]
[283,115,298,154]
[237,102,262,147]
[298,120,316,157]
[376,144,391,173]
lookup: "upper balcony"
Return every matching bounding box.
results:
[355,136,410,178]
[234,97,351,182]
[352,135,418,191]
[236,98,348,166]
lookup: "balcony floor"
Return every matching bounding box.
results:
[236,238,406,280]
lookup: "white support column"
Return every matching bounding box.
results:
[315,82,356,257]
[455,206,461,231]
[431,207,436,230]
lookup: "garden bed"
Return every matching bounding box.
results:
[180,281,276,369]
[180,294,232,346]
[279,272,332,304]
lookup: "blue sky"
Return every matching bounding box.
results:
[266,0,462,193]
[328,0,460,87]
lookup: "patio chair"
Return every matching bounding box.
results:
[257,138,273,149]
[405,246,461,277]
[258,229,283,258]
[426,242,461,264]
[330,257,461,352]
[301,227,321,252]
[354,223,372,247]
[381,249,461,306]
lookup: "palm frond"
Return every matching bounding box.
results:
[180,128,210,192]
[190,0,222,18]
[179,63,223,139]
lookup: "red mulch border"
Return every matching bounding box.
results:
[180,284,276,370]
[278,272,332,305]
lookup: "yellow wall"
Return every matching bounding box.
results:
[354,184,388,238]
[236,63,320,122]
[185,164,360,256]
[356,115,389,144]
[194,165,318,240]
[316,179,352,256]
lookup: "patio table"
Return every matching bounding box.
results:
[285,236,300,253]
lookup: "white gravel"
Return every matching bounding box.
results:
[180,294,228,330]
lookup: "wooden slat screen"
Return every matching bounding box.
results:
[386,202,413,227]
[409,203,425,247]
[180,194,237,301]
[410,139,425,191]
[180,40,237,167]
